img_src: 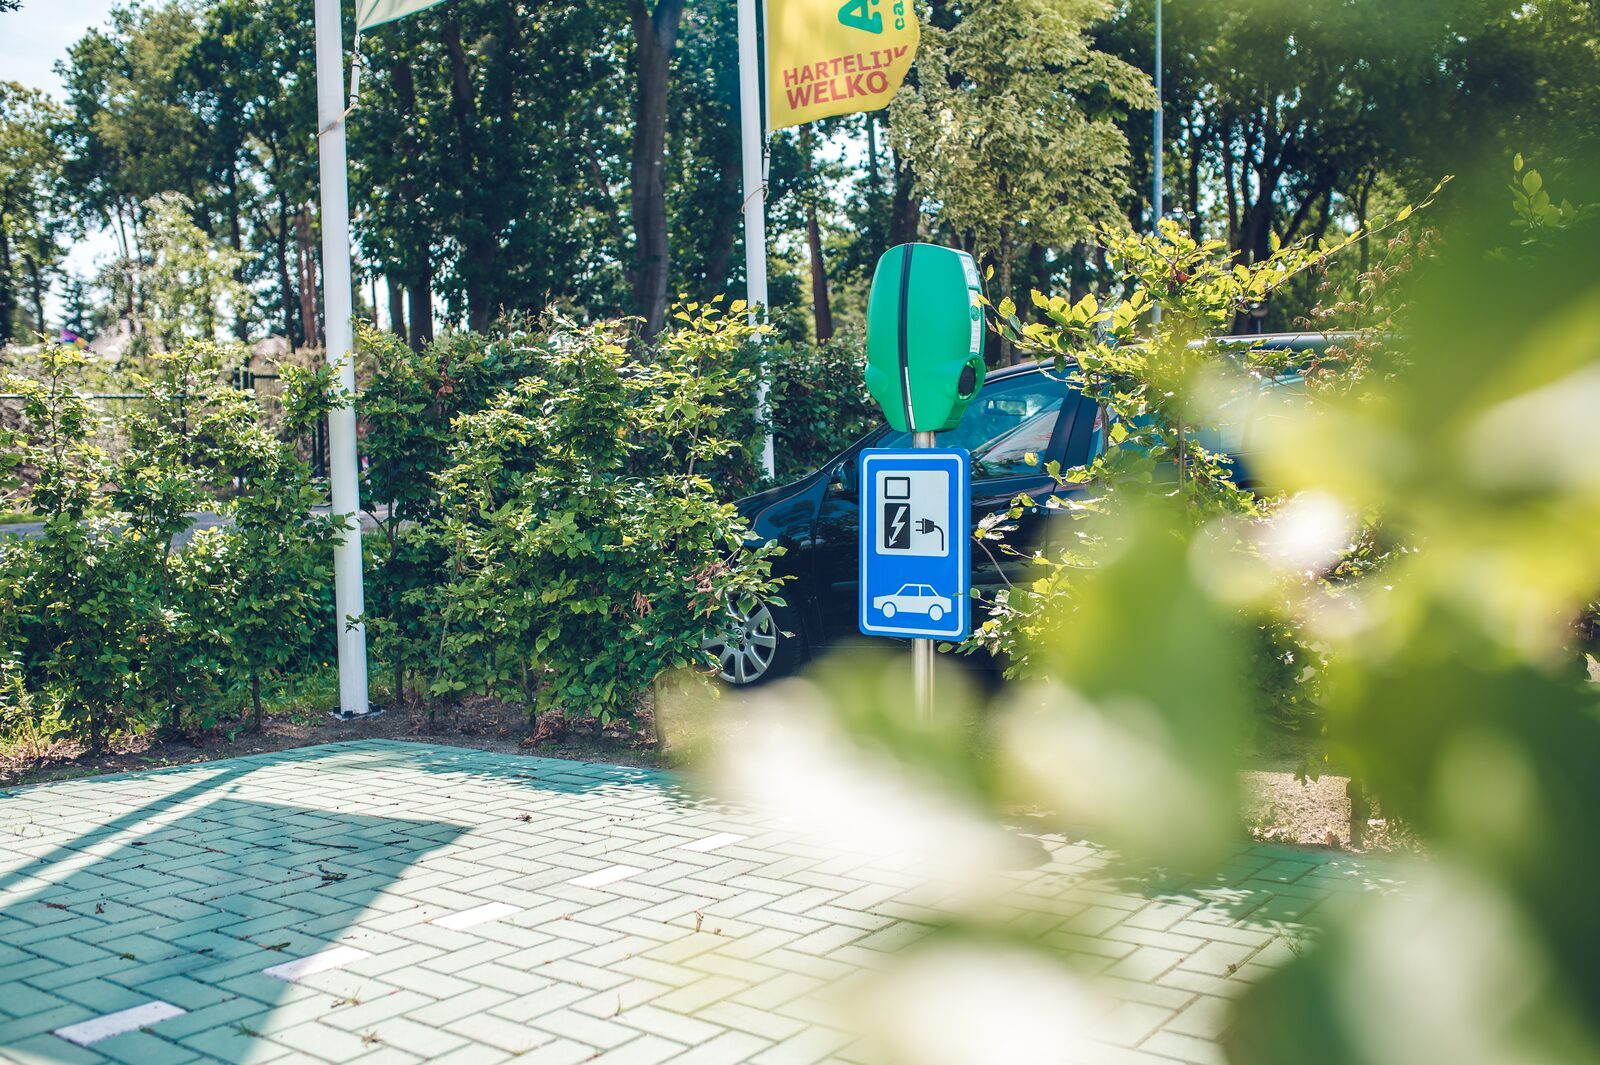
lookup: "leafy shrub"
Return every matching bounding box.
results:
[764,334,879,482]
[0,344,159,751]
[970,190,1444,731]
[421,308,780,725]
[356,319,552,709]
[708,155,1600,1065]
[356,304,806,719]
[0,342,338,751]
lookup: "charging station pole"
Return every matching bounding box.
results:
[911,430,936,719]
[860,243,985,727]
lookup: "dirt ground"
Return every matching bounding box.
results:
[1240,727,1413,853]
[0,697,660,791]
[1,696,1405,854]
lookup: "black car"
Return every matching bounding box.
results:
[705,333,1341,685]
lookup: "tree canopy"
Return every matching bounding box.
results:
[0,0,1595,349]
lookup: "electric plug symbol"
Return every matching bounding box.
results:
[914,518,945,553]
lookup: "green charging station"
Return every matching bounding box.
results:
[864,243,986,433]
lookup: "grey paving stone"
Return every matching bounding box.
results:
[0,739,1367,1065]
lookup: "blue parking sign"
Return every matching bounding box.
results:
[859,448,971,641]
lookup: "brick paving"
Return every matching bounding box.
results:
[0,740,1388,1064]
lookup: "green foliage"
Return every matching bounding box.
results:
[102,192,250,354]
[1508,154,1593,244]
[697,153,1600,1064]
[972,183,1444,685]
[355,320,549,708]
[1217,156,1600,1065]
[969,221,1333,677]
[0,80,68,345]
[764,334,879,481]
[360,306,780,726]
[0,345,151,750]
[889,0,1155,335]
[355,307,870,722]
[41,0,1600,347]
[0,340,336,751]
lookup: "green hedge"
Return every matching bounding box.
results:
[0,307,868,753]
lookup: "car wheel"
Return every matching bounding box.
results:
[928,604,944,622]
[702,597,800,686]
[882,601,897,618]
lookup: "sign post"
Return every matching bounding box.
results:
[859,445,971,718]
[859,243,986,721]
[911,429,936,715]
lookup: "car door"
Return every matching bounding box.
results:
[1039,391,1106,557]
[809,369,1083,646]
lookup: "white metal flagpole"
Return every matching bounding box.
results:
[1151,0,1163,328]
[737,0,775,479]
[312,0,371,718]
[1153,0,1163,235]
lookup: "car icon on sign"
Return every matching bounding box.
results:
[872,584,954,622]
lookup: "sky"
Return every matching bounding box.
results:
[4,0,124,325]
[2,0,118,100]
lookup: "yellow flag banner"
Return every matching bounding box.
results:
[356,0,448,31]
[766,0,919,131]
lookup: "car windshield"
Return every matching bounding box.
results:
[881,372,1072,480]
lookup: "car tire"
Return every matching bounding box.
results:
[928,604,944,622]
[882,602,897,619]
[703,596,804,687]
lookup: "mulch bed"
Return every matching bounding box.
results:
[3,695,1412,855]
[0,696,661,791]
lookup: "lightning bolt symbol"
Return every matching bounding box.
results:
[890,507,908,546]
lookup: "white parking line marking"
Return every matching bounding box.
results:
[263,945,372,982]
[568,864,644,888]
[680,832,746,853]
[54,1002,186,1046]
[430,901,521,930]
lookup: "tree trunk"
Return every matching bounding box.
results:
[802,128,834,341]
[250,674,264,732]
[387,277,407,342]
[1186,125,1203,242]
[999,243,1015,365]
[110,201,136,322]
[0,222,14,347]
[129,206,146,318]
[1357,168,1376,274]
[442,14,498,332]
[629,0,683,339]
[865,111,882,197]
[296,207,321,347]
[408,280,433,350]
[1026,243,1047,302]
[701,151,741,296]
[1068,242,1087,303]
[1222,122,1238,249]
[227,161,248,340]
[392,49,434,350]
[806,205,834,342]
[1347,776,1370,848]
[275,193,298,345]
[24,252,44,339]
[889,148,920,247]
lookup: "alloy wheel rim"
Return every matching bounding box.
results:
[702,601,779,684]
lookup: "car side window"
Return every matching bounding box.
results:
[881,373,1070,481]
